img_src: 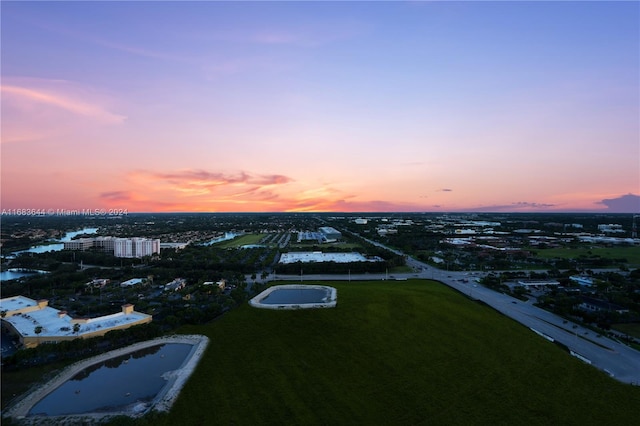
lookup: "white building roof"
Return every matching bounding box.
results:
[0,296,150,338]
[121,278,144,286]
[279,252,380,264]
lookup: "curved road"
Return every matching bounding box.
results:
[267,238,640,385]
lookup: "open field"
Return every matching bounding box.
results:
[106,280,640,425]
[531,246,640,267]
[215,233,267,248]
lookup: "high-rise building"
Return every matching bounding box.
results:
[64,236,160,258]
[113,238,160,258]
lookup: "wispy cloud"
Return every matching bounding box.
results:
[207,18,370,48]
[1,83,126,124]
[1,78,126,143]
[100,191,134,202]
[288,198,431,213]
[19,14,190,63]
[93,38,190,62]
[100,168,435,213]
[120,169,296,205]
[136,169,293,192]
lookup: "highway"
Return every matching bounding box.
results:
[268,238,640,385]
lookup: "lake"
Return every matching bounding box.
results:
[0,269,48,281]
[8,227,98,257]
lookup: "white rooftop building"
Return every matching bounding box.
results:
[64,236,160,258]
[279,252,382,264]
[0,296,152,348]
[318,227,342,242]
[120,278,145,287]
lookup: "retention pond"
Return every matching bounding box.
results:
[29,343,192,417]
[249,285,337,310]
[4,335,209,424]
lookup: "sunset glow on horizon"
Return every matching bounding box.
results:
[2,2,639,213]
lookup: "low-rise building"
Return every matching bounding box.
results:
[203,279,226,290]
[279,251,382,264]
[164,278,187,292]
[578,296,629,314]
[516,279,560,288]
[318,227,342,242]
[120,278,145,287]
[569,275,594,287]
[0,296,152,349]
[86,278,110,289]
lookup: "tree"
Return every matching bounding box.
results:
[73,323,81,336]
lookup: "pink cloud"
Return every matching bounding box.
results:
[1,83,126,125]
[1,78,126,144]
[100,191,134,202]
[135,169,293,192]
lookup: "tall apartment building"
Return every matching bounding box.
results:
[92,236,116,252]
[113,238,160,258]
[64,236,160,258]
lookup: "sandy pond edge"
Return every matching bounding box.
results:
[3,334,209,425]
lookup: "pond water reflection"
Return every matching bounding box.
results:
[29,343,192,417]
[261,288,330,304]
[8,228,98,257]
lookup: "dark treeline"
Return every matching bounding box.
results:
[1,323,163,372]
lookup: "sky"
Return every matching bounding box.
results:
[1,1,639,213]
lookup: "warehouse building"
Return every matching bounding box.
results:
[318,227,342,242]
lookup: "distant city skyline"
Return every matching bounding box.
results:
[1,1,638,213]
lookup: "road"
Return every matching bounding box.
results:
[265,240,640,385]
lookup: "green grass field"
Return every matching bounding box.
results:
[215,233,267,248]
[531,246,640,267]
[111,280,639,426]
